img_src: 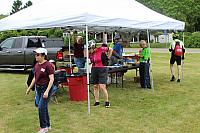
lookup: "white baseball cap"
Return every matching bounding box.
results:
[34,48,47,55]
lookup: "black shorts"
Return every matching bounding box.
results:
[170,55,181,65]
[90,67,108,84]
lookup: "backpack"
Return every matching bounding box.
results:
[101,52,109,66]
[174,41,182,56]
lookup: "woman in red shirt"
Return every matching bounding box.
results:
[89,41,113,108]
[26,48,54,133]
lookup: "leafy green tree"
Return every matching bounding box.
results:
[23,1,32,9]
[136,0,200,32]
[10,0,32,15]
[54,29,63,38]
[0,14,7,20]
[47,28,56,38]
[10,0,23,15]
[37,30,48,36]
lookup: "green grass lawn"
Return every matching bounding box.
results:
[0,53,200,133]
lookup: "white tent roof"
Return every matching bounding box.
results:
[0,0,185,31]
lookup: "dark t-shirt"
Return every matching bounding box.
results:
[34,61,54,86]
[74,42,84,58]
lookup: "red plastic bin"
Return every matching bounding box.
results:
[67,75,88,101]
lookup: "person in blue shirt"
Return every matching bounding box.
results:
[109,34,123,65]
[113,38,123,57]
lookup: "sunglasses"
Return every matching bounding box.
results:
[35,53,41,56]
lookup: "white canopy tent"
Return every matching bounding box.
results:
[0,0,184,31]
[0,0,185,115]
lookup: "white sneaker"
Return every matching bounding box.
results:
[47,126,51,130]
[38,128,48,133]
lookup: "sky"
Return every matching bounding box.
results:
[0,0,40,15]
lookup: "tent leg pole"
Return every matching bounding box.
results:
[86,25,91,115]
[147,29,154,92]
[112,32,114,43]
[68,33,72,74]
[182,32,184,80]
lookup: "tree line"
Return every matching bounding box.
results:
[10,0,32,15]
[136,0,200,32]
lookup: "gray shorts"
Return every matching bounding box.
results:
[90,67,108,84]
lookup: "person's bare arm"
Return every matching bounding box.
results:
[43,74,54,98]
[108,48,113,59]
[26,77,35,94]
[83,48,87,58]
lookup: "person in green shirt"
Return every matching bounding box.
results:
[138,40,151,89]
[109,42,114,49]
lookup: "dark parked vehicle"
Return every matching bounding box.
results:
[0,36,66,70]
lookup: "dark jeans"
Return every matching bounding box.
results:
[36,85,54,128]
[139,63,151,88]
[35,85,57,107]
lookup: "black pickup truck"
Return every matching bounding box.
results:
[0,36,65,70]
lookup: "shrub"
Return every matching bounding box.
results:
[184,32,200,48]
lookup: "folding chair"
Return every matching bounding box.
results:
[50,85,59,104]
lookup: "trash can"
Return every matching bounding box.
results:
[67,74,88,101]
